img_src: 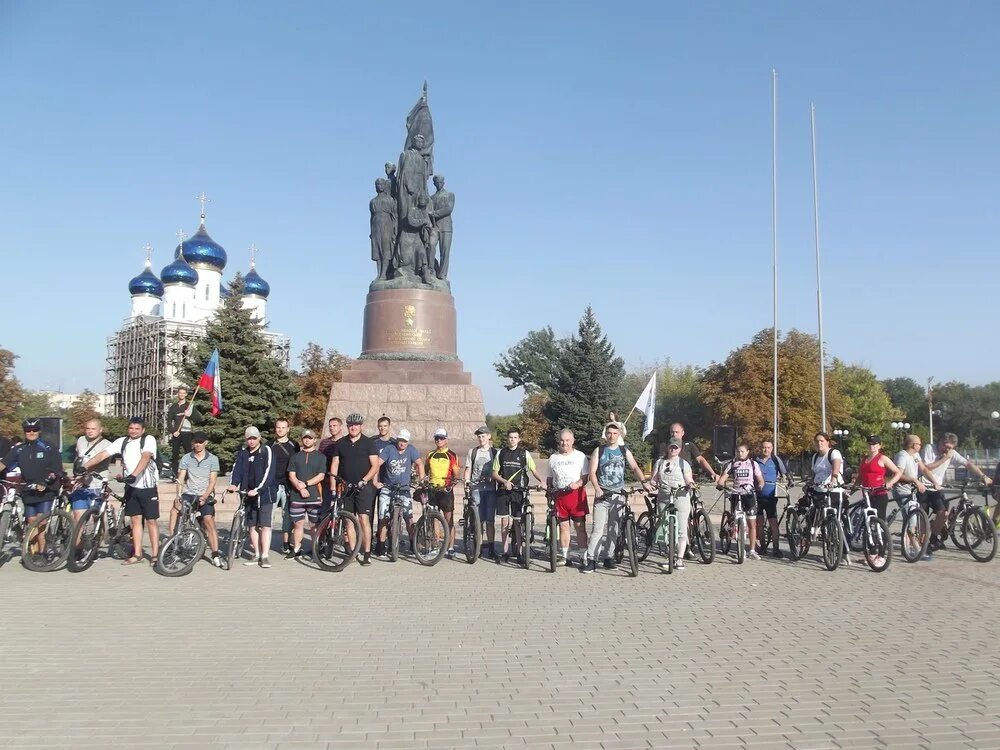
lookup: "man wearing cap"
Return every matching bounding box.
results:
[85,417,160,566]
[286,429,325,559]
[329,413,379,565]
[374,428,424,558]
[464,426,497,559]
[227,427,277,568]
[426,427,461,558]
[0,419,65,549]
[583,421,651,573]
[170,432,223,567]
[270,418,300,555]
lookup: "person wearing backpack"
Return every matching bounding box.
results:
[85,417,161,566]
[462,426,497,558]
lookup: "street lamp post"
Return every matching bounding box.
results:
[890,421,911,452]
[833,428,850,471]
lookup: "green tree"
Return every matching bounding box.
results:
[542,307,625,454]
[0,348,25,438]
[293,342,349,431]
[831,360,903,458]
[183,274,300,466]
[881,376,928,429]
[933,380,1000,449]
[67,389,101,437]
[494,326,565,394]
[15,391,56,422]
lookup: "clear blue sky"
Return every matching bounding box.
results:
[2,1,998,415]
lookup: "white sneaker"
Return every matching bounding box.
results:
[748,550,761,560]
[243,554,260,566]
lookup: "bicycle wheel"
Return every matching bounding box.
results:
[67,507,106,573]
[522,513,533,569]
[107,517,133,560]
[0,509,12,565]
[156,526,206,577]
[900,507,930,563]
[22,510,73,572]
[848,507,866,552]
[759,514,772,554]
[821,515,842,571]
[225,512,246,570]
[691,511,715,564]
[548,513,558,573]
[635,511,653,562]
[719,512,733,555]
[666,516,676,574]
[735,517,745,564]
[862,517,892,573]
[314,511,362,571]
[389,506,401,562]
[414,509,447,566]
[963,508,998,563]
[624,517,638,577]
[949,508,967,550]
[463,503,481,565]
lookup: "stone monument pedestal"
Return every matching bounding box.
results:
[324,288,485,456]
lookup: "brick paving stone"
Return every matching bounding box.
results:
[1,516,998,750]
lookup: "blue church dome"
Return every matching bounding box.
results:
[243,265,270,298]
[179,221,227,271]
[161,250,199,286]
[128,261,164,297]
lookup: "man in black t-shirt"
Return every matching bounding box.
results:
[270,418,300,555]
[668,422,719,482]
[329,413,379,565]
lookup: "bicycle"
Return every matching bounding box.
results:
[313,483,363,571]
[0,479,27,566]
[609,486,644,578]
[941,481,997,562]
[718,485,754,564]
[411,480,450,566]
[156,492,217,577]
[758,481,792,555]
[67,474,128,572]
[785,484,844,571]
[651,486,687,574]
[687,486,715,564]
[458,480,482,564]
[846,486,892,572]
[532,486,559,573]
[224,489,250,570]
[885,485,930,563]
[21,477,74,572]
[383,482,415,563]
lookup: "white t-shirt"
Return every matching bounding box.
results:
[547,449,588,490]
[107,434,159,490]
[922,445,968,485]
[893,450,923,499]
[811,449,844,487]
[652,457,691,492]
[75,435,113,479]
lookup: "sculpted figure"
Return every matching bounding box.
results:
[370,178,397,280]
[384,162,398,200]
[428,175,454,280]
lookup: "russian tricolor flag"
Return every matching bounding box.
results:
[198,349,223,416]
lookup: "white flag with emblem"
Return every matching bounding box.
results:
[633,372,657,439]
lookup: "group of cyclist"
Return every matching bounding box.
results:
[1,405,996,573]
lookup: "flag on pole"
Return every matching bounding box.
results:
[633,372,657,439]
[197,349,223,416]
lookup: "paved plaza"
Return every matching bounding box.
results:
[1,507,999,750]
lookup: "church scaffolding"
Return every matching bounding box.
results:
[105,317,290,436]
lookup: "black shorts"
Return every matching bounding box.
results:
[429,488,454,513]
[496,489,527,518]
[341,483,376,515]
[729,493,757,517]
[757,496,778,519]
[923,489,947,513]
[124,486,160,520]
[246,503,274,528]
[181,493,214,518]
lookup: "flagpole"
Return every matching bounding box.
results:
[810,103,828,432]
[771,69,780,451]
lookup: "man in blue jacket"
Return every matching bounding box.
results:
[755,438,790,558]
[227,426,277,568]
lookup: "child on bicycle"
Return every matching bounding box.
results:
[650,439,695,571]
[716,442,764,559]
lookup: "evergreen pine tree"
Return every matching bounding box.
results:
[183,274,299,465]
[542,307,625,453]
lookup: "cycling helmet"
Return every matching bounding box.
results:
[22,418,41,432]
[346,413,364,426]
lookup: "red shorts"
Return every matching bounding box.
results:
[554,487,588,521]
